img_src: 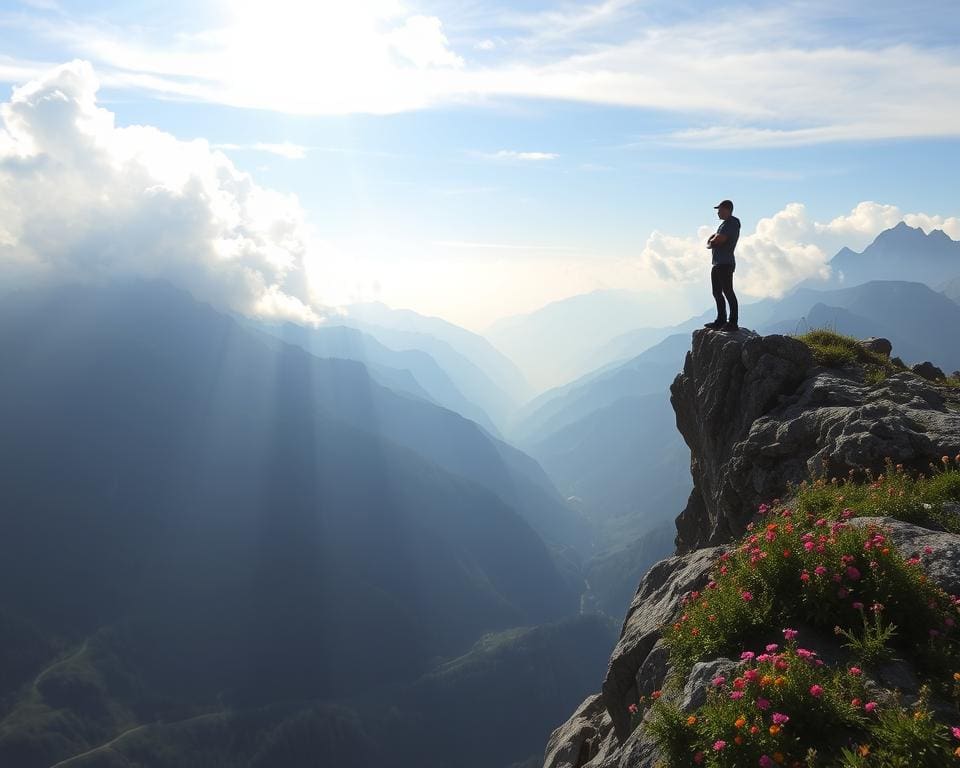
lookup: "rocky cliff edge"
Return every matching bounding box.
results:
[544,328,960,768]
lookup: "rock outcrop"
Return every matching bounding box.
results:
[672,329,960,552]
[860,337,892,356]
[543,329,960,768]
[912,361,947,381]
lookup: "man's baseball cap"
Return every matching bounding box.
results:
[714,199,734,210]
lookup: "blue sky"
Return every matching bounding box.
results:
[1,0,959,329]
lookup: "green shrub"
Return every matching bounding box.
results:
[646,463,960,766]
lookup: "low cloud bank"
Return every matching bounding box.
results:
[0,60,319,323]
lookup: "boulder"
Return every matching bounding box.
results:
[860,337,893,357]
[912,361,946,381]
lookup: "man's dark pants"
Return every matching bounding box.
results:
[711,264,738,324]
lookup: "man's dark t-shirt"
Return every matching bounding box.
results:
[711,215,740,266]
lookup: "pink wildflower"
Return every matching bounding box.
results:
[783,628,798,641]
[756,697,771,711]
[809,684,824,697]
[865,701,877,713]
[771,712,790,725]
[713,740,727,751]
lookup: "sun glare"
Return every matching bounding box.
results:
[211,0,440,114]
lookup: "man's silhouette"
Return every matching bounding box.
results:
[704,199,740,331]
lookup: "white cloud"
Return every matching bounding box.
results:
[215,142,308,159]
[4,3,959,144]
[816,201,960,250]
[483,150,559,161]
[738,204,830,296]
[388,14,464,69]
[0,61,319,323]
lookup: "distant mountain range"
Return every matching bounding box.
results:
[341,301,530,429]
[942,275,960,305]
[3,221,957,767]
[495,224,960,390]
[249,320,503,436]
[485,289,681,391]
[0,281,592,768]
[825,221,960,289]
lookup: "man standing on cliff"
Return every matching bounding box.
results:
[704,199,740,331]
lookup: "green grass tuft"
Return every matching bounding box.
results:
[794,329,906,382]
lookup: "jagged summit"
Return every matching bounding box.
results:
[829,222,960,288]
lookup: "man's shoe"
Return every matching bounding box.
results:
[704,320,725,329]
[723,322,740,332]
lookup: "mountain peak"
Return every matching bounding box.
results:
[873,220,924,243]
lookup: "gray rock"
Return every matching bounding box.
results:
[544,547,722,765]
[671,330,813,551]
[602,546,724,742]
[672,330,960,551]
[848,516,960,594]
[543,694,609,768]
[681,658,738,711]
[874,658,920,695]
[543,332,960,768]
[912,361,946,381]
[861,337,893,356]
[608,726,662,768]
[635,640,671,697]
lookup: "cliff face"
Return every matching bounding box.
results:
[544,329,960,768]
[672,329,960,552]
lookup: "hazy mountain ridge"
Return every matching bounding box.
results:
[248,320,502,435]
[342,301,530,428]
[827,221,960,287]
[0,280,592,768]
[486,290,680,391]
[345,301,529,402]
